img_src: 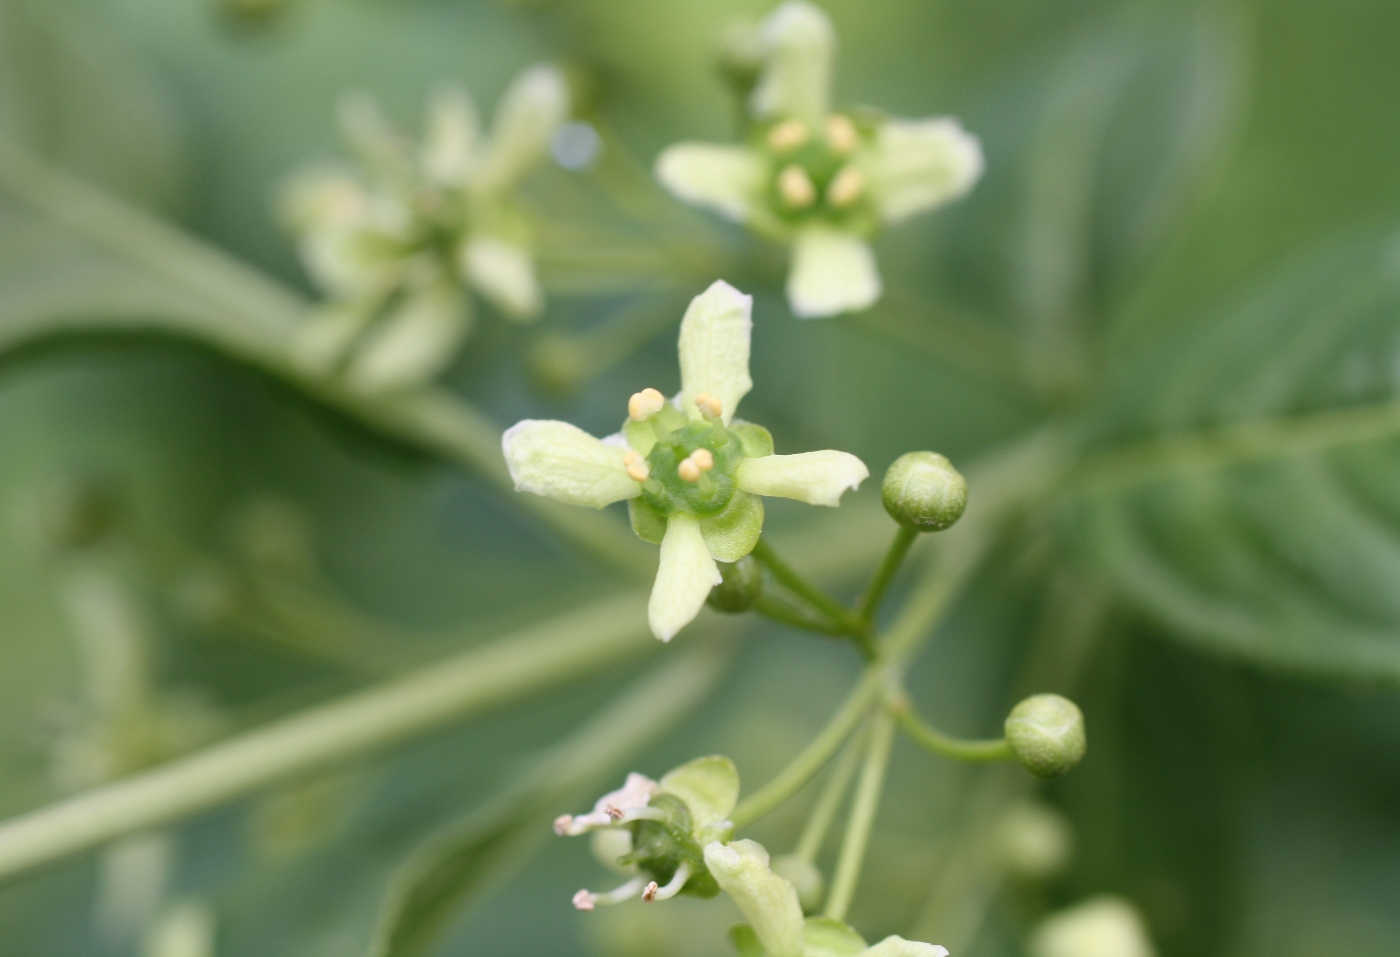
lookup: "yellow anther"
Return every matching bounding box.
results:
[677,458,701,483]
[623,450,650,482]
[767,118,810,153]
[690,448,715,473]
[826,165,866,208]
[628,387,666,422]
[825,114,859,155]
[777,165,816,209]
[694,392,724,421]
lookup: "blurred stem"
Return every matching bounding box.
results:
[0,146,653,581]
[892,700,1012,763]
[0,590,663,883]
[855,526,918,627]
[729,669,883,830]
[751,537,873,657]
[794,726,867,863]
[822,710,895,923]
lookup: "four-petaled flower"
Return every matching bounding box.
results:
[503,280,869,641]
[656,1,983,319]
[280,65,569,392]
[559,757,949,957]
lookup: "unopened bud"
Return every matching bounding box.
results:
[707,555,764,613]
[882,452,967,532]
[1029,896,1157,957]
[996,800,1073,881]
[1005,694,1086,779]
[771,854,824,913]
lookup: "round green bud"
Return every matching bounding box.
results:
[771,854,825,914]
[1004,694,1087,779]
[707,555,764,613]
[995,799,1073,881]
[881,452,967,532]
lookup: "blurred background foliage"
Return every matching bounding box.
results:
[0,0,1399,955]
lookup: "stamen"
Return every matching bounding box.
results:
[678,457,702,483]
[628,388,666,422]
[643,864,691,903]
[777,165,816,209]
[767,118,810,153]
[553,814,575,836]
[572,889,596,911]
[577,877,648,911]
[825,114,858,155]
[624,451,650,482]
[827,165,866,208]
[690,449,715,473]
[694,392,724,421]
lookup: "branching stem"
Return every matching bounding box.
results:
[794,727,867,863]
[751,537,873,657]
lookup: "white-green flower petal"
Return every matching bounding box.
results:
[649,513,720,642]
[678,279,753,423]
[787,228,882,318]
[750,1,834,125]
[736,451,869,507]
[345,284,471,392]
[861,937,950,957]
[502,420,640,509]
[463,236,543,319]
[421,86,480,185]
[660,755,739,828]
[655,143,766,223]
[474,64,569,193]
[704,840,805,957]
[861,118,984,224]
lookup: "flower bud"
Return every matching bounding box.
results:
[1029,896,1157,957]
[1004,694,1086,779]
[881,452,967,532]
[770,854,824,913]
[707,555,764,613]
[995,800,1073,881]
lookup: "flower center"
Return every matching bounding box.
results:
[640,420,746,518]
[758,113,875,232]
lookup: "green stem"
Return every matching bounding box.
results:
[754,593,850,637]
[794,727,867,863]
[729,669,883,830]
[0,590,661,883]
[750,537,872,656]
[856,526,918,626]
[823,710,896,922]
[893,703,1012,763]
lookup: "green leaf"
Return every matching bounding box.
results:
[1073,233,1400,680]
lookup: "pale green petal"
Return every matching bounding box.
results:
[861,118,984,224]
[803,918,868,957]
[655,143,765,222]
[474,64,569,193]
[736,452,869,507]
[660,755,739,828]
[860,936,950,957]
[649,513,720,641]
[786,227,882,319]
[463,236,543,319]
[704,840,805,957]
[502,420,639,509]
[421,86,480,185]
[1029,897,1157,957]
[698,491,763,562]
[678,280,753,423]
[750,1,834,124]
[345,284,472,392]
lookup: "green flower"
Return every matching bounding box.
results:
[503,280,868,641]
[656,2,982,319]
[280,65,569,392]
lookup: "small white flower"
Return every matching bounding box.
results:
[280,65,569,391]
[504,280,869,641]
[554,772,661,836]
[655,2,983,318]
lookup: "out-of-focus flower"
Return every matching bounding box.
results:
[1029,896,1158,957]
[657,2,982,319]
[280,65,569,392]
[503,280,868,641]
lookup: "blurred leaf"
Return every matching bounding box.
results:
[0,0,186,211]
[1073,233,1400,680]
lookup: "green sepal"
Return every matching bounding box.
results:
[699,491,764,562]
[629,497,668,545]
[731,420,775,457]
[801,918,868,957]
[730,925,767,957]
[660,755,740,830]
